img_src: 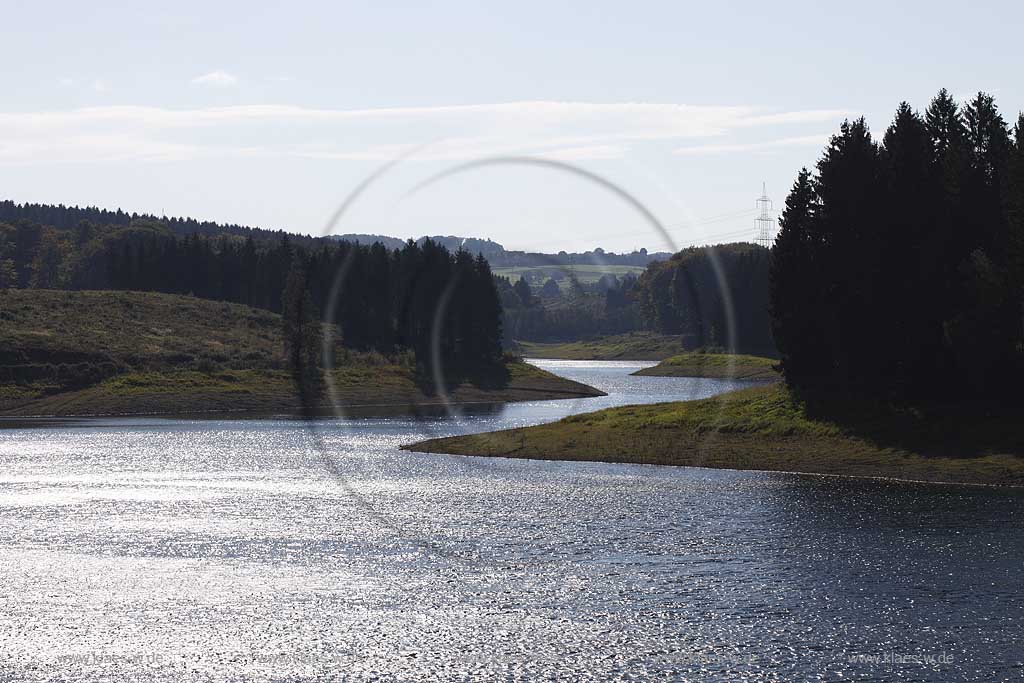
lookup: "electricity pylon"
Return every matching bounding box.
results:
[754,183,776,249]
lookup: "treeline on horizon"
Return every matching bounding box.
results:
[771,89,1024,399]
[0,200,668,270]
[0,200,319,244]
[0,217,503,370]
[334,233,669,268]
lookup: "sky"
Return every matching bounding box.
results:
[1,0,1022,254]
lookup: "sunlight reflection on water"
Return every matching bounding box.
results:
[0,360,1021,681]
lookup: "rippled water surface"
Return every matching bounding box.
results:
[1,360,1021,681]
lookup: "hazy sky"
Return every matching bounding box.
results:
[2,1,1022,253]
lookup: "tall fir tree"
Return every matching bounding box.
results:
[1007,115,1024,355]
[881,102,944,390]
[474,253,504,364]
[924,89,970,332]
[963,92,1011,258]
[282,256,324,411]
[813,117,884,390]
[770,168,822,386]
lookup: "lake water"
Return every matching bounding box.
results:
[0,360,1021,681]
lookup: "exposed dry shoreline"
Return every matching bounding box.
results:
[0,362,604,419]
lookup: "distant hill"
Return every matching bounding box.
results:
[0,199,312,244]
[331,234,408,250]
[330,232,669,268]
[1,199,670,268]
[332,233,505,258]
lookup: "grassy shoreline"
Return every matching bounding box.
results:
[0,360,604,418]
[0,290,603,418]
[632,351,779,380]
[404,383,1024,487]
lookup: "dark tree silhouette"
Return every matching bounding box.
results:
[282,257,324,409]
[635,243,774,355]
[540,278,561,299]
[513,277,533,307]
[770,169,821,384]
[770,90,1024,400]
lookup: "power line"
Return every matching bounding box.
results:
[534,208,760,253]
[661,207,760,231]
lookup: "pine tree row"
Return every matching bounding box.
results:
[771,90,1024,398]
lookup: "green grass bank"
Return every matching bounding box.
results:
[405,383,1024,487]
[633,351,780,380]
[0,290,602,417]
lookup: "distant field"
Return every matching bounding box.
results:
[493,264,646,286]
[518,332,685,360]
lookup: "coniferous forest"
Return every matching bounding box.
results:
[634,243,773,355]
[771,90,1024,400]
[0,216,503,370]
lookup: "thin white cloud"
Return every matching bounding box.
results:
[0,101,847,164]
[305,137,635,162]
[0,134,198,164]
[737,111,849,127]
[0,101,845,129]
[673,134,830,156]
[191,70,238,87]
